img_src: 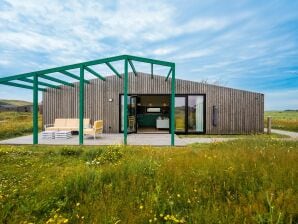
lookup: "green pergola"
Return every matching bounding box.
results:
[0,55,176,145]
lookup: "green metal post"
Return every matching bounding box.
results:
[171,64,175,146]
[151,63,153,79]
[79,66,84,145]
[124,58,128,145]
[33,74,38,144]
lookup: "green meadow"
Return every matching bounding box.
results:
[0,140,297,223]
[0,111,297,223]
[265,111,298,132]
[0,112,42,141]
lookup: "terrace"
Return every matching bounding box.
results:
[0,55,176,146]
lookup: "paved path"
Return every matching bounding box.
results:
[264,128,298,139]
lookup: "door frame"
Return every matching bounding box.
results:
[118,93,206,134]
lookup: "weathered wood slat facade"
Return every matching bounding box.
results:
[43,73,264,134]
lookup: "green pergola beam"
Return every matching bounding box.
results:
[60,71,90,84]
[19,77,60,89]
[1,81,46,92]
[128,60,138,76]
[84,66,106,81]
[39,74,74,87]
[0,55,174,84]
[0,54,176,146]
[165,67,173,81]
[105,62,122,78]
[151,63,153,79]
[127,55,174,67]
[0,55,126,84]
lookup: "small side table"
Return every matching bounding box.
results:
[55,131,72,139]
[42,131,55,139]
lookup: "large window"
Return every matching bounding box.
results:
[120,94,205,134]
[175,97,186,132]
[188,95,204,132]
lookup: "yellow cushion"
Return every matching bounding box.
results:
[54,119,66,127]
[66,119,78,127]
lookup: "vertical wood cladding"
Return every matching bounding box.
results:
[43,73,264,134]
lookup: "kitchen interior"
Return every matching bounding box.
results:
[136,95,170,133]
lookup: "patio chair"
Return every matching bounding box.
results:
[84,120,103,139]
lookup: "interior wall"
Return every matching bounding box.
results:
[138,95,170,107]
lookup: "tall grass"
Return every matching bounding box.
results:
[0,112,42,140]
[0,140,297,223]
[265,111,298,132]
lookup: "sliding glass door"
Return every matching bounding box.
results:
[175,96,186,132]
[173,95,205,134]
[120,94,205,134]
[188,95,204,132]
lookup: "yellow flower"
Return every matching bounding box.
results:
[177,194,181,198]
[139,205,144,210]
[76,202,80,207]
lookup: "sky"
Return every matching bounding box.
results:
[0,0,297,110]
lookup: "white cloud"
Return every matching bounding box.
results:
[152,47,178,56]
[176,48,215,61]
[0,59,10,65]
[0,0,297,112]
[265,89,298,110]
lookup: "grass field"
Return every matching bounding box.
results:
[265,111,298,132]
[0,111,297,223]
[0,112,42,140]
[0,140,297,223]
[0,99,32,107]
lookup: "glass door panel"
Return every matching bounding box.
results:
[128,96,137,133]
[188,95,204,132]
[175,96,186,132]
[120,95,137,133]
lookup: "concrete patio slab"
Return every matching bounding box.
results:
[0,133,187,146]
[0,133,242,146]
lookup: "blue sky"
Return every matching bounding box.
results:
[0,0,297,110]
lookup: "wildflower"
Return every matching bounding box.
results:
[177,194,181,198]
[149,219,152,223]
[76,202,80,206]
[160,213,163,217]
[139,205,144,210]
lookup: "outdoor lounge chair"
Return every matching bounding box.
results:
[45,118,90,131]
[84,120,103,139]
